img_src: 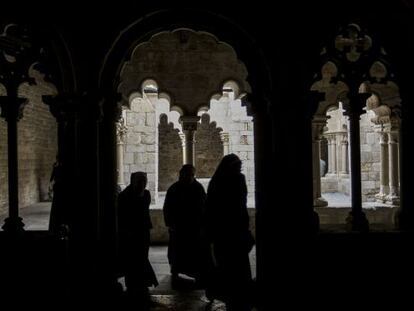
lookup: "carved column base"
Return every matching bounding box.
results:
[314,197,328,207]
[2,216,25,234]
[375,193,387,204]
[346,211,369,233]
[386,195,400,206]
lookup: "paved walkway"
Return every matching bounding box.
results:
[0,202,257,310]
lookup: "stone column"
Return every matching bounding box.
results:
[312,119,328,207]
[375,129,389,203]
[326,134,337,175]
[116,118,127,188]
[0,96,27,233]
[327,135,334,174]
[179,115,200,166]
[220,132,230,155]
[331,135,337,174]
[339,132,349,176]
[387,126,400,205]
[343,92,371,232]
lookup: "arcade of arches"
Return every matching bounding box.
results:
[1,2,414,308]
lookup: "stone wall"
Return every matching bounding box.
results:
[209,94,255,195]
[360,111,381,201]
[121,92,255,205]
[150,208,256,244]
[0,72,58,216]
[158,114,182,191]
[123,97,158,203]
[195,114,223,178]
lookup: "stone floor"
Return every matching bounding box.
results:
[0,202,257,310]
[117,245,257,310]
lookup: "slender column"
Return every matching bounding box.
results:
[375,129,389,203]
[343,92,371,232]
[339,132,349,175]
[387,129,400,205]
[179,133,186,164]
[0,96,27,233]
[327,135,334,174]
[116,118,127,188]
[332,135,337,174]
[220,132,230,155]
[326,134,337,176]
[0,23,42,233]
[179,115,200,166]
[312,119,328,207]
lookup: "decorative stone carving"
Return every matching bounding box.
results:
[335,24,372,62]
[118,29,251,115]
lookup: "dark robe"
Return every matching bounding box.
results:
[118,187,158,290]
[163,179,211,280]
[205,172,254,310]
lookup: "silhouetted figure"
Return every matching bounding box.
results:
[118,172,158,302]
[205,154,255,311]
[163,164,212,288]
[48,155,67,234]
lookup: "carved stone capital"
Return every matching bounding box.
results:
[312,116,328,141]
[116,118,128,144]
[179,115,200,131]
[220,132,230,144]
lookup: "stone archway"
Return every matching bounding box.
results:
[116,29,254,208]
[310,24,402,231]
[98,10,273,299]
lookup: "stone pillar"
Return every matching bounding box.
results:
[179,115,200,166]
[343,92,371,232]
[116,118,127,188]
[327,135,333,174]
[339,132,349,175]
[375,129,389,203]
[331,135,337,174]
[326,134,337,175]
[312,119,328,207]
[387,127,400,205]
[0,96,27,233]
[220,132,230,155]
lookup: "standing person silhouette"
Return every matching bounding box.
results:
[163,164,212,288]
[205,153,255,310]
[117,171,158,302]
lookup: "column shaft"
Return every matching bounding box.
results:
[376,131,389,202]
[183,130,196,165]
[387,131,399,204]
